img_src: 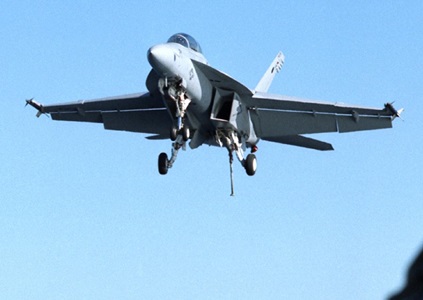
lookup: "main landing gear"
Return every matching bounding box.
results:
[217,129,258,196]
[218,129,257,175]
[245,153,258,176]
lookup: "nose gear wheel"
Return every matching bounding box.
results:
[158,152,169,175]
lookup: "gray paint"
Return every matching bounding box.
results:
[27,33,401,171]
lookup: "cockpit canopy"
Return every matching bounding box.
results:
[167,33,203,54]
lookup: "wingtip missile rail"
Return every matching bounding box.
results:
[385,102,404,121]
[25,98,45,117]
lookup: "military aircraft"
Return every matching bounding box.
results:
[27,33,402,194]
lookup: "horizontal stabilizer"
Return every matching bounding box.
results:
[263,135,334,151]
[145,134,168,140]
[255,51,285,93]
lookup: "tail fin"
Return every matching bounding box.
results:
[254,51,285,93]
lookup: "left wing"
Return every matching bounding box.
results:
[27,92,172,138]
[247,92,397,138]
[246,93,402,151]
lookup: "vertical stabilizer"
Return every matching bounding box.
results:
[254,51,285,93]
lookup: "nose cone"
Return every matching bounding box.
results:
[147,44,175,74]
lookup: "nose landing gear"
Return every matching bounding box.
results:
[157,77,191,175]
[157,130,188,175]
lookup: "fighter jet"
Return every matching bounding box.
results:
[27,33,402,192]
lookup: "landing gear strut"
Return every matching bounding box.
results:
[157,136,185,175]
[157,77,191,175]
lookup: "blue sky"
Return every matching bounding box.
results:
[2,1,422,299]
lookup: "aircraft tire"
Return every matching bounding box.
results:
[170,127,178,141]
[182,126,190,141]
[245,154,257,176]
[158,152,168,175]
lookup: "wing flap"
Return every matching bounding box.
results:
[102,109,171,135]
[251,110,338,136]
[51,111,103,123]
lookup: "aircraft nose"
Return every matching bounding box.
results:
[147,44,175,74]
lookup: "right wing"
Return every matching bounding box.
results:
[27,92,172,138]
